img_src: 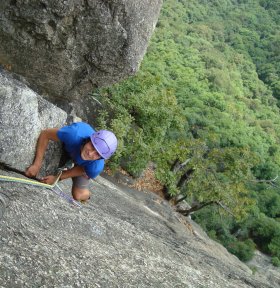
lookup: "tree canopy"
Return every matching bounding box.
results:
[93,0,280,265]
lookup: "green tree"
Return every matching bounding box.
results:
[227,239,256,262]
[249,214,280,256]
[175,146,258,218]
[93,0,280,264]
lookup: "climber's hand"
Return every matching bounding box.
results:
[25,164,41,178]
[40,175,56,185]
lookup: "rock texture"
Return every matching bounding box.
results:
[248,251,280,287]
[0,69,67,176]
[0,0,162,104]
[0,171,276,288]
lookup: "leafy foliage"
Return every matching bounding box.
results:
[227,239,256,262]
[94,0,280,263]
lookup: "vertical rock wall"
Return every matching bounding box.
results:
[0,0,162,103]
[0,69,67,175]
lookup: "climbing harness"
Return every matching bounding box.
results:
[0,172,82,208]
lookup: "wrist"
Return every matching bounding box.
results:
[59,171,65,181]
[59,170,69,181]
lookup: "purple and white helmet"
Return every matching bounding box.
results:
[90,130,118,159]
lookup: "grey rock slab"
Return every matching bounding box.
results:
[247,250,280,288]
[0,0,163,103]
[0,169,274,288]
[0,69,67,176]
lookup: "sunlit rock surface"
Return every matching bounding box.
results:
[0,171,275,288]
[0,69,67,176]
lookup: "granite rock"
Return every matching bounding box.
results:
[0,170,276,288]
[0,69,67,176]
[0,0,162,104]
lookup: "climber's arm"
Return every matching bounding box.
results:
[25,128,60,178]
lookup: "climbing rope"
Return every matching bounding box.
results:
[0,172,82,208]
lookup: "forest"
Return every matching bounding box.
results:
[93,0,280,266]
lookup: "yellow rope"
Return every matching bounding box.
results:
[0,171,82,208]
[0,171,62,189]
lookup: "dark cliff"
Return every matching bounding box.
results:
[0,0,162,106]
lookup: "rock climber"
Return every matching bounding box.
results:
[25,122,117,201]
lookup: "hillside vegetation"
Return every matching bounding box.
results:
[93,0,280,266]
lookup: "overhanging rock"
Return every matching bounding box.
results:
[0,0,163,103]
[0,69,67,176]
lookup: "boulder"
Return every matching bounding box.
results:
[0,0,162,104]
[0,69,67,176]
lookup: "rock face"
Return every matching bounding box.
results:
[0,70,277,287]
[0,171,276,288]
[0,0,162,104]
[248,251,280,287]
[0,69,67,176]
